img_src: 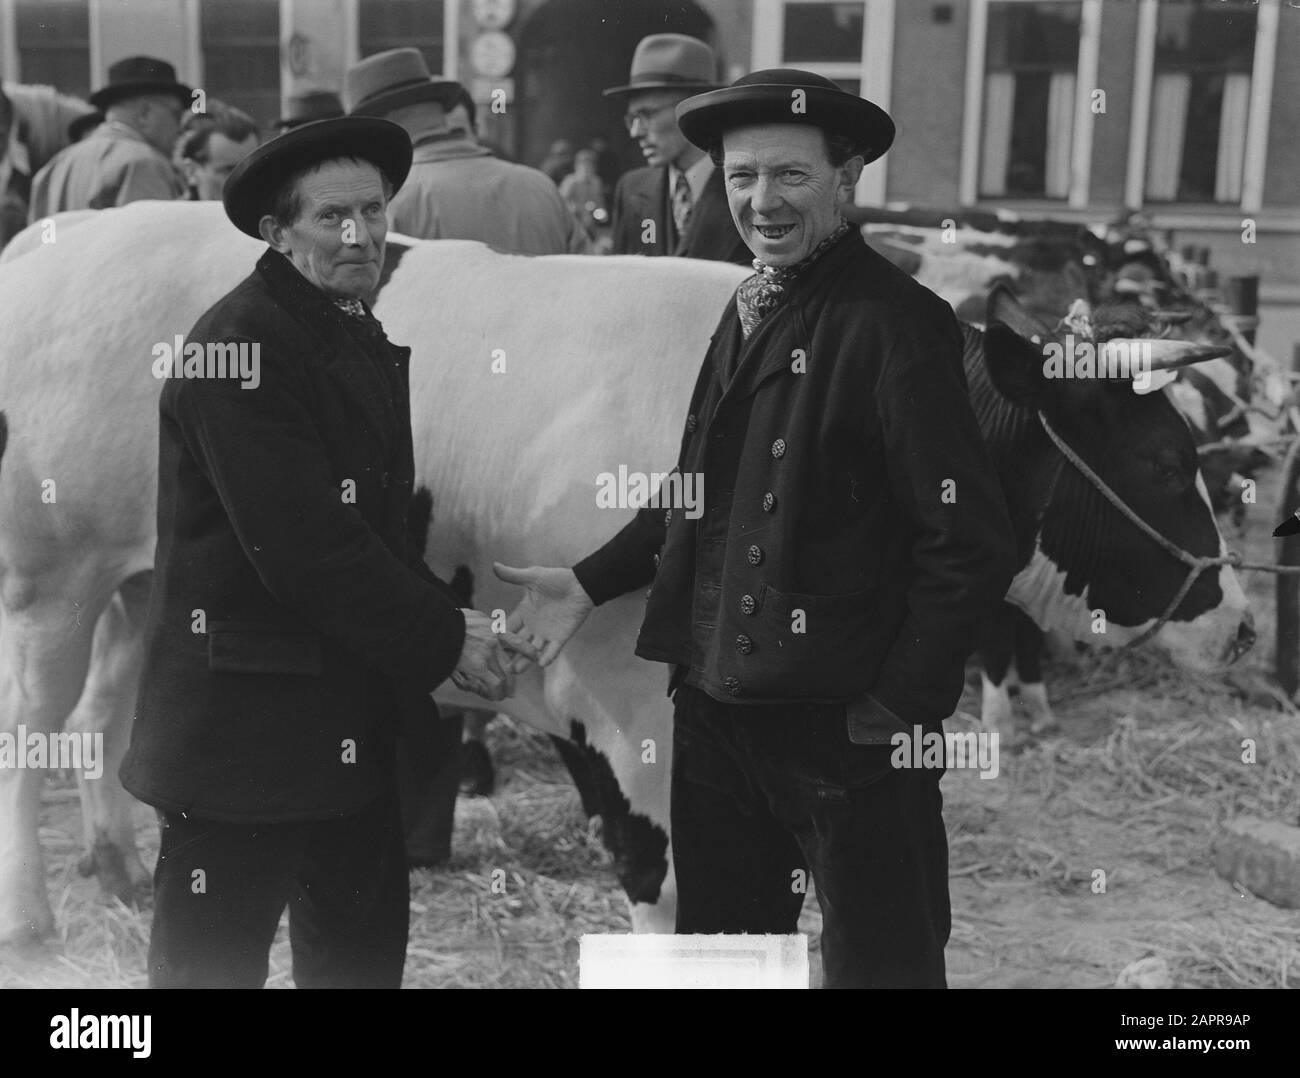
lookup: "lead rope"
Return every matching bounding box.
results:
[1036,411,1240,652]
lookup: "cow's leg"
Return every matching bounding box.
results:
[67,572,152,904]
[1012,607,1057,735]
[0,570,108,944]
[459,709,497,797]
[978,603,1018,737]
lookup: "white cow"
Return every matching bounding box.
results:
[0,200,1250,947]
[0,200,747,943]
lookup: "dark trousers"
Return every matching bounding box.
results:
[147,790,409,988]
[671,685,950,988]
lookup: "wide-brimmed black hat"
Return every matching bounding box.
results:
[89,55,192,111]
[222,116,412,238]
[602,34,721,97]
[276,90,344,130]
[344,48,462,117]
[676,68,895,164]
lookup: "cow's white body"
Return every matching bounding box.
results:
[0,200,747,942]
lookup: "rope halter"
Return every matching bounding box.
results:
[1036,411,1241,651]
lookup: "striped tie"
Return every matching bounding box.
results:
[671,170,693,239]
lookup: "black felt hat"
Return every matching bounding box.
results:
[89,56,192,111]
[676,68,895,164]
[222,116,412,238]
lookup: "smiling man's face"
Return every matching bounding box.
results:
[262,159,389,300]
[722,124,862,267]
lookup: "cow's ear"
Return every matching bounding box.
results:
[986,283,1051,343]
[983,321,1046,407]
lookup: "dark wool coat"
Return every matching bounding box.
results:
[121,249,466,822]
[609,163,751,264]
[574,228,1017,741]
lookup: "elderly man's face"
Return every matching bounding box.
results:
[723,124,862,267]
[262,159,388,300]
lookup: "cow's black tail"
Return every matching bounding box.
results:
[0,411,8,474]
[407,483,475,606]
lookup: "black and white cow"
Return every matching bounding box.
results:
[0,202,1251,944]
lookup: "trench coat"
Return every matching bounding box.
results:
[28,119,185,220]
[387,134,587,254]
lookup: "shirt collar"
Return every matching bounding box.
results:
[255,249,382,348]
[100,119,150,146]
[671,154,714,205]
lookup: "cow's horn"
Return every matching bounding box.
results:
[1100,338,1235,372]
[1151,309,1193,325]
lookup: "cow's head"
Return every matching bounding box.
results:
[980,285,1253,669]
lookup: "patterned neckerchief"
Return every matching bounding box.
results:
[735,221,852,339]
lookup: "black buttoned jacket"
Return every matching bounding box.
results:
[121,249,466,822]
[574,228,1016,738]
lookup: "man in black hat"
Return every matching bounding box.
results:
[120,115,534,988]
[28,55,188,219]
[497,71,1016,987]
[604,34,748,264]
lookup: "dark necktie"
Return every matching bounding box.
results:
[671,169,693,239]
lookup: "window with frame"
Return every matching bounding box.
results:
[15,0,90,98]
[359,0,445,74]
[777,1,865,95]
[199,0,281,131]
[979,0,1081,200]
[1144,0,1257,205]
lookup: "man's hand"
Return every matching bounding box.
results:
[451,609,538,701]
[493,563,594,668]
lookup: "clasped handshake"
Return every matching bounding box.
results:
[448,562,595,702]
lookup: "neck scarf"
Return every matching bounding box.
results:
[735,221,851,339]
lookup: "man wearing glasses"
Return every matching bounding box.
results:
[604,35,749,264]
[29,55,188,220]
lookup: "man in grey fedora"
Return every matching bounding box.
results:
[345,48,586,255]
[497,70,1015,987]
[604,34,749,264]
[28,55,188,219]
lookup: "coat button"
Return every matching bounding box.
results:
[740,594,756,615]
[761,492,776,513]
[664,509,672,526]
[686,414,698,432]
[645,587,653,599]
[653,553,661,568]
[735,634,753,655]
[770,438,786,459]
[381,471,391,489]
[747,544,764,566]
[723,676,742,697]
